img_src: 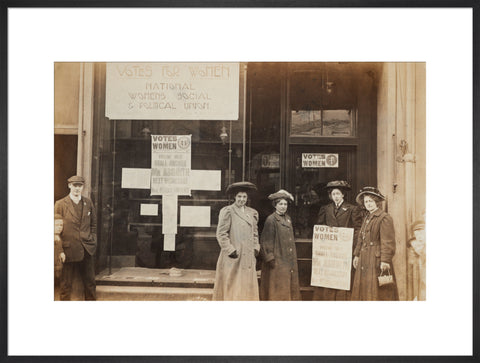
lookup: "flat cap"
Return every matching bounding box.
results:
[226,181,257,195]
[268,189,294,202]
[67,175,85,184]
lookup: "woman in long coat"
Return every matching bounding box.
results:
[213,182,260,301]
[260,190,301,301]
[351,187,398,301]
[313,180,363,301]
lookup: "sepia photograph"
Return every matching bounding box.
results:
[6,6,473,358]
[54,61,426,302]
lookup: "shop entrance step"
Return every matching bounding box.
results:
[96,285,213,301]
[96,267,216,301]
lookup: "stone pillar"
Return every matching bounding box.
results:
[76,63,95,198]
[376,62,425,300]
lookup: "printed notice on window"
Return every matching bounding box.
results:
[302,153,339,168]
[311,225,354,290]
[105,62,240,120]
[151,135,191,196]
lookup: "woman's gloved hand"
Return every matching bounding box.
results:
[268,259,275,269]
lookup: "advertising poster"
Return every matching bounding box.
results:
[151,134,191,196]
[311,225,354,290]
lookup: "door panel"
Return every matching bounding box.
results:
[288,145,356,239]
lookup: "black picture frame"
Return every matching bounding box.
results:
[1,1,478,362]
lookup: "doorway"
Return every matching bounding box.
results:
[54,135,78,202]
[288,145,357,239]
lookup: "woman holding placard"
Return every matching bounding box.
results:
[313,180,363,301]
[351,187,398,301]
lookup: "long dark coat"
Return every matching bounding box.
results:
[313,201,363,300]
[54,196,97,262]
[259,212,301,301]
[317,201,363,249]
[54,235,64,278]
[213,204,260,301]
[351,208,398,301]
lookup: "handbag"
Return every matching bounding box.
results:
[378,268,394,286]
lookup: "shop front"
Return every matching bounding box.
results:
[54,61,425,300]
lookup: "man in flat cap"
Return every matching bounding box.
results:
[54,176,97,300]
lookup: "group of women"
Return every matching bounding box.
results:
[212,180,399,301]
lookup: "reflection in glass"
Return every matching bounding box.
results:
[322,110,352,136]
[290,109,352,137]
[291,111,322,136]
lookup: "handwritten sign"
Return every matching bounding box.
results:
[302,153,339,168]
[311,225,354,290]
[151,135,191,196]
[105,62,240,120]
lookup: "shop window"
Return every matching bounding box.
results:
[102,117,249,269]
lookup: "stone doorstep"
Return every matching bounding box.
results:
[96,267,217,288]
[97,285,315,301]
[97,285,213,301]
[95,267,315,300]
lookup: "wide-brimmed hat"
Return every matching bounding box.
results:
[67,175,85,185]
[325,180,351,192]
[268,189,294,202]
[355,186,385,205]
[226,181,257,195]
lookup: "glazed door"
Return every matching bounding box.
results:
[288,145,357,239]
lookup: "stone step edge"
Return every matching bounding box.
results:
[96,285,214,301]
[96,280,213,288]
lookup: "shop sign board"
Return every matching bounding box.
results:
[302,153,339,168]
[311,225,354,290]
[106,62,240,120]
[151,135,191,196]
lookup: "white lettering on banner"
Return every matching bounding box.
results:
[106,63,240,120]
[311,225,354,290]
[302,153,339,168]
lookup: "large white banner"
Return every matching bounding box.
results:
[151,135,191,196]
[106,62,240,120]
[311,225,354,290]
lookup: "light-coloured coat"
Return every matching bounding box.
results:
[213,204,260,301]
